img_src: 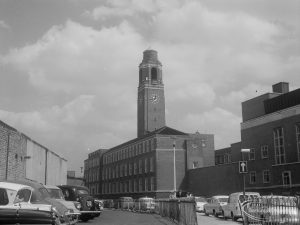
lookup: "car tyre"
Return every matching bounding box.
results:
[222,211,227,220]
[204,209,209,216]
[213,210,218,218]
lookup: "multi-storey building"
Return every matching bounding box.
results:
[188,82,300,196]
[84,49,215,198]
[241,82,300,195]
[84,149,107,196]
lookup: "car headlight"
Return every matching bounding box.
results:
[74,202,81,210]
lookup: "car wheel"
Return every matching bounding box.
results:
[213,210,218,217]
[222,211,227,220]
[204,209,209,216]
[231,212,237,221]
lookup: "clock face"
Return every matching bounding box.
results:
[149,94,159,103]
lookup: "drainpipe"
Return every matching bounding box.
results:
[45,149,48,185]
[5,133,10,180]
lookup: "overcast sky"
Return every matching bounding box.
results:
[0,0,299,174]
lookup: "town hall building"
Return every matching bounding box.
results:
[84,49,215,199]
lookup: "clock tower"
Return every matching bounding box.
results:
[137,49,166,137]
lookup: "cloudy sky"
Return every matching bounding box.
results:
[0,0,299,174]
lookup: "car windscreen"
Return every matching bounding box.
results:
[195,197,207,202]
[48,188,64,199]
[77,189,89,196]
[31,187,51,203]
[218,198,228,203]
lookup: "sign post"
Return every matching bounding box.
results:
[239,161,248,198]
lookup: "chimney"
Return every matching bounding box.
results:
[272,82,289,94]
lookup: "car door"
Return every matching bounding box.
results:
[0,188,18,223]
[15,188,54,224]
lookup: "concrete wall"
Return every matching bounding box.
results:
[0,120,67,185]
[187,162,243,197]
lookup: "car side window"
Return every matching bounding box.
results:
[0,188,9,205]
[15,189,31,203]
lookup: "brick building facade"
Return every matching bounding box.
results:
[0,120,67,185]
[188,82,300,196]
[84,49,215,198]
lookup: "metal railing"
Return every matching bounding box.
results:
[241,195,300,225]
[103,197,197,225]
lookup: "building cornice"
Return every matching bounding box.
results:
[241,105,300,130]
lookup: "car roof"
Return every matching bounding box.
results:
[0,181,32,191]
[230,192,260,196]
[212,195,228,198]
[45,185,60,189]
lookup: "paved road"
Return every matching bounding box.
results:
[80,209,176,225]
[77,210,244,225]
[196,212,243,225]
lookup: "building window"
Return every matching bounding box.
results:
[144,158,148,173]
[249,149,255,160]
[134,162,137,175]
[129,163,132,176]
[261,145,269,159]
[139,159,143,174]
[134,180,137,192]
[139,178,143,192]
[192,161,199,169]
[151,67,158,82]
[145,178,148,191]
[296,124,300,161]
[249,171,256,184]
[124,163,127,176]
[150,157,154,172]
[127,180,131,193]
[282,171,291,187]
[263,170,270,183]
[224,153,231,164]
[150,177,155,191]
[274,127,286,164]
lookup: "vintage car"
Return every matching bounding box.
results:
[58,185,101,222]
[194,196,208,213]
[2,179,76,225]
[203,195,228,217]
[0,182,59,224]
[45,185,81,224]
[222,192,260,221]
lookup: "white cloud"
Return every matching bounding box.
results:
[0,20,9,29]
[1,0,299,170]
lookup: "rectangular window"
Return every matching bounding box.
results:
[274,127,286,164]
[192,161,199,169]
[139,178,143,192]
[150,157,154,172]
[134,180,137,192]
[124,163,127,176]
[144,158,148,173]
[263,170,270,183]
[129,163,132,175]
[149,140,152,151]
[296,124,300,161]
[249,171,256,184]
[249,148,255,160]
[134,162,137,175]
[139,159,143,174]
[145,178,148,191]
[282,171,291,187]
[150,177,155,191]
[261,145,269,159]
[120,164,123,177]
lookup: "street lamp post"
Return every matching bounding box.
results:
[171,136,177,195]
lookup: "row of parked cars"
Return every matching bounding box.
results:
[0,179,102,224]
[195,192,300,224]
